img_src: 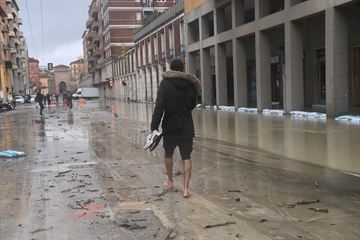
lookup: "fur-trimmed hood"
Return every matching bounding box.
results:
[162,70,201,90]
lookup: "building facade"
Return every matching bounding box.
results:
[108,0,185,103]
[28,58,39,89]
[70,58,85,90]
[1,0,28,96]
[184,0,360,118]
[81,0,176,98]
[0,0,28,100]
[54,65,73,94]
[0,4,10,101]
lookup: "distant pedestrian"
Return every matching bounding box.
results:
[67,91,73,111]
[150,59,201,198]
[36,91,44,116]
[43,93,47,106]
[47,94,51,106]
[7,92,13,104]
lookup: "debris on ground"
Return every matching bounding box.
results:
[205,221,236,229]
[296,200,320,205]
[0,150,25,158]
[228,190,241,192]
[31,226,53,234]
[308,208,329,213]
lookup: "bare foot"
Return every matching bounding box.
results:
[164,180,174,189]
[183,190,191,198]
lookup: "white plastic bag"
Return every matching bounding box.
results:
[0,150,25,158]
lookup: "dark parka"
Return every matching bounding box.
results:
[151,70,201,139]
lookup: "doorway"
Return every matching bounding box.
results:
[317,49,326,105]
[352,46,360,107]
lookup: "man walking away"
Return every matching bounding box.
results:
[36,91,44,116]
[150,59,201,198]
[67,91,73,111]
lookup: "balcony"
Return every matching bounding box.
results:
[18,31,23,38]
[87,44,94,51]
[2,24,9,33]
[11,7,17,17]
[13,38,20,45]
[86,19,93,29]
[17,18,22,25]
[95,63,105,70]
[20,45,25,50]
[7,14,13,21]
[86,32,94,40]
[3,43,11,50]
[9,31,15,37]
[92,35,101,44]
[21,57,26,63]
[12,63,18,69]
[94,49,101,57]
[12,23,18,31]
[89,66,96,73]
[15,53,21,59]
[90,6,100,18]
[6,0,11,3]
[88,56,95,63]
[10,48,17,54]
[91,21,100,31]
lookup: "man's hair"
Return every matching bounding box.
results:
[170,59,184,71]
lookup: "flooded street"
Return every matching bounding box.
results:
[0,100,359,240]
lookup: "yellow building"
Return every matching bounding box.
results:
[0,5,11,102]
[184,0,207,13]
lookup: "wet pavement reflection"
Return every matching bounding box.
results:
[104,100,360,175]
[1,100,359,240]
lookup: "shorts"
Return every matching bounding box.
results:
[163,137,193,160]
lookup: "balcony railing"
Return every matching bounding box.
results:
[90,6,100,18]
[92,35,101,44]
[134,0,184,42]
[7,13,13,21]
[3,43,11,50]
[94,49,101,57]
[11,7,17,17]
[17,18,22,25]
[91,21,100,31]
[2,24,9,33]
[86,32,94,40]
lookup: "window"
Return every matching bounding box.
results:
[157,0,166,2]
[136,11,141,20]
[135,0,140,2]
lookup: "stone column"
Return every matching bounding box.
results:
[325,7,348,118]
[200,48,211,106]
[215,43,227,106]
[233,37,247,108]
[255,30,272,110]
[285,21,304,112]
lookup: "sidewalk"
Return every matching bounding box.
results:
[0,101,359,240]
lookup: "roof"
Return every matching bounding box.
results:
[28,58,39,63]
[54,64,70,68]
[70,59,84,65]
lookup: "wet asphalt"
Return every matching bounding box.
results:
[0,100,359,240]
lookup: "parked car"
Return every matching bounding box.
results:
[15,96,25,104]
[30,94,37,103]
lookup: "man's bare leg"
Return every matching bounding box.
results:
[164,157,174,188]
[183,159,192,198]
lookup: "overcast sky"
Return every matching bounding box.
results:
[16,0,90,67]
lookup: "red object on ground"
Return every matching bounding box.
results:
[51,99,56,104]
[63,99,68,103]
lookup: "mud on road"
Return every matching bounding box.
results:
[0,101,359,240]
